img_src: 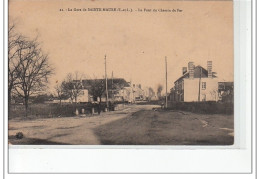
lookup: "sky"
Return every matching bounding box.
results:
[9,0,234,93]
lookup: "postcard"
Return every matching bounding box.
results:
[7,0,254,175]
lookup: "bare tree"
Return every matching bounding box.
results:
[61,72,83,103]
[61,74,74,103]
[72,72,83,103]
[88,78,105,103]
[12,38,54,114]
[210,89,219,102]
[54,82,67,105]
[148,87,155,101]
[8,23,24,104]
[157,84,163,99]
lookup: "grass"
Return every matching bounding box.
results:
[8,103,107,119]
[138,101,234,115]
[167,101,234,115]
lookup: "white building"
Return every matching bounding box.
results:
[171,61,219,102]
[114,87,134,103]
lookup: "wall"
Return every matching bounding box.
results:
[184,78,219,102]
[114,87,134,102]
[77,89,89,102]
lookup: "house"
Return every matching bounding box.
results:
[77,89,89,103]
[132,84,145,101]
[171,61,219,102]
[114,87,134,103]
[60,78,144,103]
[81,78,131,102]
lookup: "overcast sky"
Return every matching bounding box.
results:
[9,0,233,93]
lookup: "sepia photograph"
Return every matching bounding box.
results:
[8,0,234,146]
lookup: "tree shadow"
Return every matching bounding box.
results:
[9,135,70,145]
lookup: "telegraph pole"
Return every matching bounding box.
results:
[198,67,202,101]
[112,71,114,102]
[105,55,109,109]
[165,56,168,108]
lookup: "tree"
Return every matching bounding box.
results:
[157,84,163,99]
[88,78,105,103]
[210,89,219,102]
[8,23,24,104]
[54,82,67,105]
[61,74,74,103]
[148,87,155,101]
[72,72,84,103]
[12,37,54,114]
[61,72,83,103]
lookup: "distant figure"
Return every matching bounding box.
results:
[97,102,101,115]
[109,101,112,111]
[161,102,164,109]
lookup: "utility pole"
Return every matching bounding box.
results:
[198,67,202,102]
[165,56,168,108]
[105,55,109,109]
[112,71,114,102]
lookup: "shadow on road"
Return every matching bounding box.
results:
[9,135,70,145]
[93,109,234,145]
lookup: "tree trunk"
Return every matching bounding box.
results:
[24,97,29,117]
[98,97,102,115]
[8,87,12,109]
[8,88,12,120]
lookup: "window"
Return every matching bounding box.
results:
[202,82,206,90]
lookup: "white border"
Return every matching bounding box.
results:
[6,0,245,151]
[2,0,255,177]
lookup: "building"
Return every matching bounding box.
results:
[81,78,131,103]
[132,84,145,101]
[171,61,219,102]
[114,87,134,103]
[77,89,89,103]
[57,78,146,103]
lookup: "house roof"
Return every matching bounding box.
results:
[218,82,233,90]
[82,78,130,89]
[174,65,217,83]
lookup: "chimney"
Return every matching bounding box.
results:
[188,62,194,78]
[207,61,212,78]
[182,67,187,75]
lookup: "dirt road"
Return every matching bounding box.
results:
[8,104,157,145]
[8,104,233,145]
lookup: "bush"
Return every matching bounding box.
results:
[15,132,24,139]
[9,103,101,119]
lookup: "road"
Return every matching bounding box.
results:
[8,104,234,145]
[8,104,158,145]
